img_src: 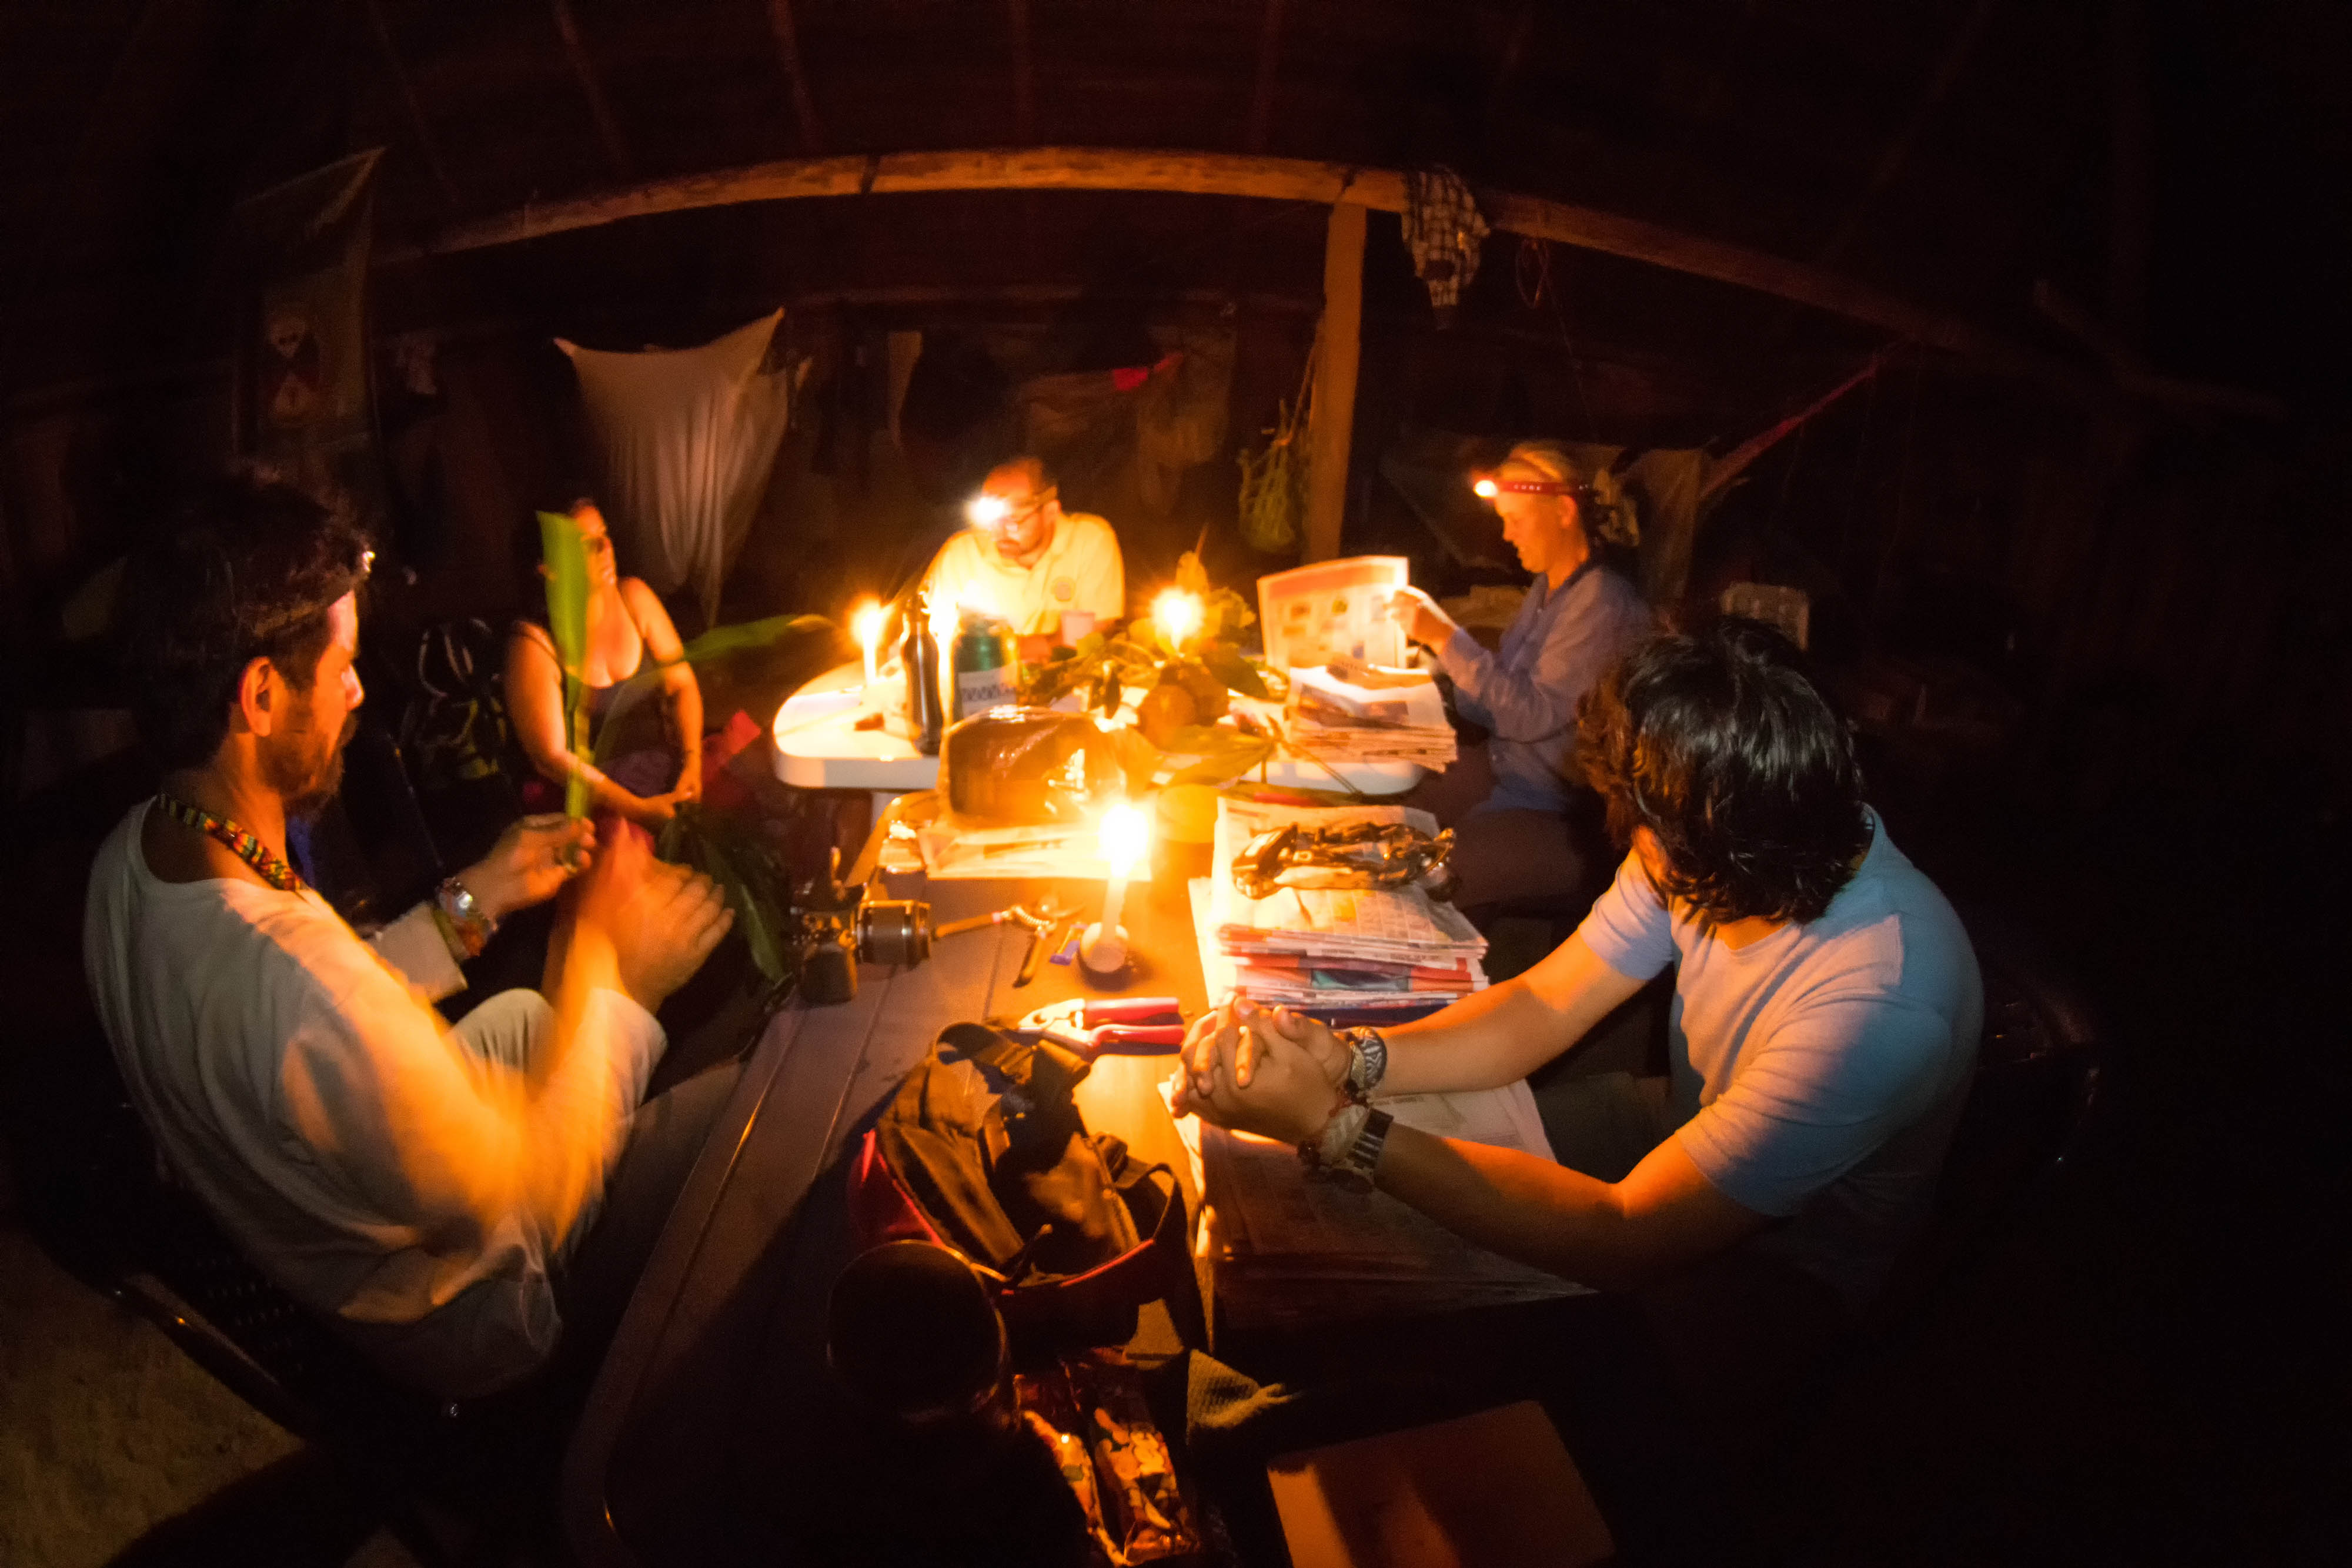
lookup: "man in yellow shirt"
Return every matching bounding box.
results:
[920,456,1125,640]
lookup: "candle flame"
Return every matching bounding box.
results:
[852,599,885,651]
[1152,588,1204,650]
[1099,801,1150,873]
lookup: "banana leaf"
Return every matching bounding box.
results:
[535,511,593,816]
[1200,641,1269,700]
[588,613,837,766]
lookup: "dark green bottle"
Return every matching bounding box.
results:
[949,611,1018,723]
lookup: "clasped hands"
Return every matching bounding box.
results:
[1168,995,1354,1145]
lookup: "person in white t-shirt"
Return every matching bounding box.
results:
[1176,620,1981,1316]
[918,455,1125,640]
[84,467,737,1400]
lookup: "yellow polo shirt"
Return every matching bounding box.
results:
[920,511,1126,637]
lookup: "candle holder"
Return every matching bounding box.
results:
[1085,801,1151,981]
[1078,920,1130,977]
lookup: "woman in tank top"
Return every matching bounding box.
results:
[506,501,705,827]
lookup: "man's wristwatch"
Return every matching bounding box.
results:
[433,877,498,959]
[1339,1026,1389,1102]
[1301,1105,1394,1191]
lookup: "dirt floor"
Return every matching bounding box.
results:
[0,1211,293,1567]
[0,1199,429,1568]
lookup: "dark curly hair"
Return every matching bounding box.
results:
[1576,618,1870,925]
[118,465,373,769]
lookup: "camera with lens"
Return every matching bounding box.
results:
[791,852,932,1005]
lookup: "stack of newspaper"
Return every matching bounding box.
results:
[1193,798,1486,1025]
[1174,1084,1589,1330]
[1282,660,1458,770]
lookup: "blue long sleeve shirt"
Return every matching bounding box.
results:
[1438,562,1653,814]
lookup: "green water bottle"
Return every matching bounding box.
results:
[949,611,1018,723]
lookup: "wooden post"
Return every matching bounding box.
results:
[1304,200,1365,563]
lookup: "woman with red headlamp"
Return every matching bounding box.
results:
[1389,440,1653,915]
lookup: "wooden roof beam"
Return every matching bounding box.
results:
[373,145,2276,413]
[377,146,2012,356]
[763,0,824,155]
[549,0,632,183]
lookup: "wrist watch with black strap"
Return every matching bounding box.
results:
[1299,1102,1394,1192]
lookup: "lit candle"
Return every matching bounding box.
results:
[1082,801,1151,975]
[853,599,885,688]
[1152,587,1204,656]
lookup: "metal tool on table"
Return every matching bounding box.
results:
[1008,898,1070,988]
[931,907,1027,940]
[1012,997,1187,1058]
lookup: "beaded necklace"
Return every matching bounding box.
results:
[153,793,309,895]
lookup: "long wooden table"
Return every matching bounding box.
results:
[560,815,1214,1568]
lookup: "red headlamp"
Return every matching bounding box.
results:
[1472,475,1579,499]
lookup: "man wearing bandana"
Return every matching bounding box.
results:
[83,467,739,1402]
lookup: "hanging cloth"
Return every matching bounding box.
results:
[1400,165,1491,324]
[557,310,795,626]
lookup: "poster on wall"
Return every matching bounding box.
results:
[226,150,389,545]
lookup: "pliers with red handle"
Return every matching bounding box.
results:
[1013,996,1187,1057]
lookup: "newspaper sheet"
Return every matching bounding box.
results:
[1171,1079,1591,1329]
[1256,556,1409,673]
[1192,880,1486,1016]
[914,819,1112,880]
[1284,664,1458,767]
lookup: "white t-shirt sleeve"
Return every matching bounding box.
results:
[276,955,669,1255]
[1672,993,1957,1218]
[277,958,535,1249]
[365,902,466,1002]
[1573,852,1677,981]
